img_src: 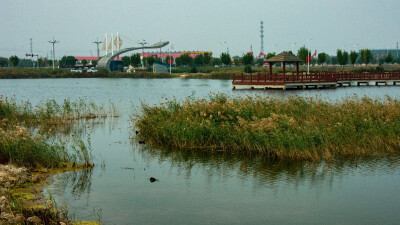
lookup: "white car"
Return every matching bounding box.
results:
[87,68,98,73]
[70,69,82,73]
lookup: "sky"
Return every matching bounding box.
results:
[1,0,399,59]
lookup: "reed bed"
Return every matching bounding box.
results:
[135,94,400,161]
[0,96,117,167]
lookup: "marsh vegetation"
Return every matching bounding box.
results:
[136,94,400,161]
[0,96,117,167]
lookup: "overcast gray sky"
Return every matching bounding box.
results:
[1,0,399,59]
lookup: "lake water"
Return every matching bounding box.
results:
[1,78,399,225]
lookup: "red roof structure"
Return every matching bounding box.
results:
[75,56,99,61]
[75,56,121,61]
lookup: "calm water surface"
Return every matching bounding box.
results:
[1,78,399,225]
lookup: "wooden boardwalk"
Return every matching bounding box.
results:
[232,72,400,90]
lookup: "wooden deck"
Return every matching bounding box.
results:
[232,72,400,90]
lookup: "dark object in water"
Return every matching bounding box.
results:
[135,130,139,135]
[150,177,158,182]
[138,140,145,144]
[122,167,134,170]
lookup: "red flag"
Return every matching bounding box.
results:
[312,50,317,58]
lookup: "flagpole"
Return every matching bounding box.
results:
[307,38,312,74]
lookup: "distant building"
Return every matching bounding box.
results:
[140,51,212,64]
[153,62,169,73]
[74,56,121,64]
[370,49,399,59]
[74,56,99,64]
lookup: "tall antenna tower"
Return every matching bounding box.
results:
[260,21,264,54]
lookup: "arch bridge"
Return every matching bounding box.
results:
[97,41,169,72]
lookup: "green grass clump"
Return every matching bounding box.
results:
[0,96,115,168]
[0,125,66,167]
[135,94,400,161]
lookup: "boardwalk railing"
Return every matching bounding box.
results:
[232,72,400,86]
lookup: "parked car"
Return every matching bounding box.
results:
[87,68,98,73]
[70,69,82,73]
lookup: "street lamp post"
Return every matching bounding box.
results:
[138,39,147,70]
[48,37,60,70]
[168,48,171,74]
[307,38,312,74]
[218,41,226,56]
[291,42,296,54]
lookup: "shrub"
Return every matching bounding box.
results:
[244,65,252,73]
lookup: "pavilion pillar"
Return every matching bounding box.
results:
[296,62,299,75]
[269,63,272,75]
[283,62,286,83]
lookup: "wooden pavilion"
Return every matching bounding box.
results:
[266,51,303,77]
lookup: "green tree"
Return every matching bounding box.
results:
[297,46,310,63]
[220,52,231,66]
[349,51,359,66]
[59,56,77,68]
[256,58,264,67]
[337,49,349,70]
[212,58,221,66]
[317,52,327,65]
[122,56,130,67]
[360,49,372,65]
[194,54,203,66]
[37,57,46,67]
[242,53,254,73]
[175,57,183,66]
[178,53,192,67]
[324,55,331,65]
[385,52,393,64]
[146,56,156,67]
[266,52,276,59]
[202,53,212,66]
[81,59,88,67]
[0,57,9,67]
[9,55,19,67]
[242,53,254,66]
[130,53,141,67]
[91,60,98,67]
[233,58,241,66]
[202,52,212,72]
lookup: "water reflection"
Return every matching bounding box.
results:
[135,144,400,190]
[48,169,94,203]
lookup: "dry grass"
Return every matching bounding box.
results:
[135,94,400,161]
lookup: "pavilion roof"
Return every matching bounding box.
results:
[266,51,303,63]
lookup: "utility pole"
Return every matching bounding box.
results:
[30,38,34,68]
[138,39,147,69]
[48,37,60,69]
[93,37,102,59]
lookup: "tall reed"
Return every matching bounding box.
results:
[135,94,400,161]
[0,96,117,167]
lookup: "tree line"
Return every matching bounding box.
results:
[1,49,398,69]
